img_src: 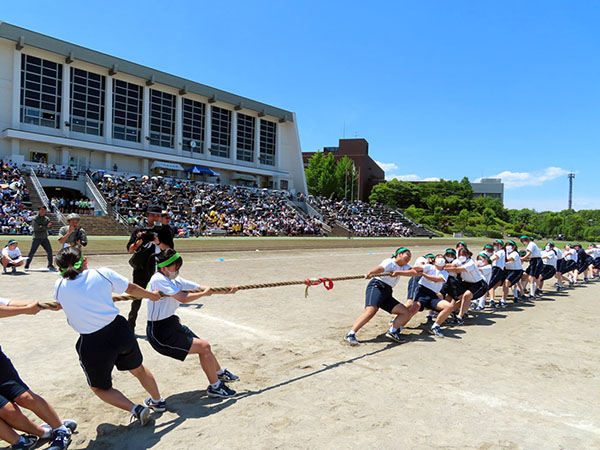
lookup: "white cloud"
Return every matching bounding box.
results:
[385,174,440,182]
[375,160,399,173]
[488,166,571,189]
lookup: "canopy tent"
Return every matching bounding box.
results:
[232,172,258,182]
[183,165,220,176]
[150,161,184,171]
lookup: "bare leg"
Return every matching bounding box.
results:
[391,302,419,328]
[434,300,456,325]
[129,365,161,400]
[0,416,21,446]
[189,339,221,385]
[91,387,135,412]
[350,306,378,334]
[0,402,46,437]
[13,391,61,430]
[458,291,472,318]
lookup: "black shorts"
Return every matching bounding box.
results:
[365,279,399,314]
[505,269,524,286]
[414,285,444,311]
[594,257,600,269]
[0,348,29,408]
[556,259,565,273]
[540,265,557,281]
[458,280,488,299]
[577,256,592,273]
[407,276,422,300]
[440,276,460,300]
[526,257,544,278]
[488,266,506,288]
[147,315,198,361]
[76,315,143,390]
[562,260,577,274]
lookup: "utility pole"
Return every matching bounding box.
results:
[568,173,575,210]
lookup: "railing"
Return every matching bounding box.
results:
[29,168,67,225]
[85,174,131,230]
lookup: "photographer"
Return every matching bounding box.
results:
[58,214,88,248]
[24,206,55,272]
[126,204,174,330]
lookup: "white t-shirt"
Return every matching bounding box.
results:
[1,247,21,260]
[459,259,483,283]
[505,251,523,270]
[418,264,448,293]
[554,248,564,260]
[146,273,200,321]
[564,249,577,262]
[54,268,129,334]
[542,250,557,268]
[375,258,411,288]
[492,249,506,269]
[0,297,9,306]
[479,264,493,283]
[414,256,428,266]
[527,241,541,258]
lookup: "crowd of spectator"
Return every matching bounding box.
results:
[307,196,414,237]
[0,160,34,235]
[34,162,80,180]
[95,174,324,237]
[50,197,95,215]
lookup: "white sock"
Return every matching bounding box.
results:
[41,425,52,439]
[54,425,68,433]
[152,397,163,403]
[530,285,536,296]
[216,368,225,375]
[347,330,356,336]
[210,381,221,389]
[478,298,485,308]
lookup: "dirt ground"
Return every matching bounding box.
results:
[2,244,599,449]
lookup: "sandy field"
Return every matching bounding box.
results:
[2,244,599,449]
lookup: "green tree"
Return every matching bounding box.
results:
[482,208,496,235]
[456,209,471,233]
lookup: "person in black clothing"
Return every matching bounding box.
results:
[126,204,174,330]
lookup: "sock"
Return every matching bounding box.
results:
[210,381,221,389]
[152,397,163,403]
[347,330,356,336]
[216,368,225,375]
[530,285,535,296]
[53,425,68,433]
[478,298,485,308]
[130,405,139,415]
[432,323,440,329]
[389,327,397,333]
[41,425,52,439]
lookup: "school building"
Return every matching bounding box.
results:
[0,22,307,193]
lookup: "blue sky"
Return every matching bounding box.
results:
[3,1,599,211]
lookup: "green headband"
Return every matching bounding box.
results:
[445,248,457,255]
[157,252,182,268]
[60,254,84,276]
[520,235,530,240]
[495,239,504,245]
[394,247,409,256]
[484,244,493,250]
[478,252,491,263]
[457,241,467,247]
[424,253,435,258]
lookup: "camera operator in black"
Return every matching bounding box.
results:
[126,204,174,330]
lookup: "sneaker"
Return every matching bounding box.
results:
[144,397,166,413]
[11,266,16,274]
[490,300,497,309]
[500,300,507,308]
[131,405,151,426]
[344,333,359,346]
[2,267,6,274]
[429,325,445,337]
[385,329,405,344]
[41,420,78,439]
[207,382,236,398]
[584,277,589,282]
[11,435,38,450]
[217,369,239,383]
[47,266,57,272]
[426,314,434,323]
[47,429,72,450]
[453,316,464,326]
[535,288,542,295]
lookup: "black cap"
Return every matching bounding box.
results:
[146,204,163,214]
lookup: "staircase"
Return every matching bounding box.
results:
[76,215,130,236]
[23,173,63,234]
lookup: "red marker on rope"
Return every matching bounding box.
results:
[304,277,334,297]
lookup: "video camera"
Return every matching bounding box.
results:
[139,222,163,243]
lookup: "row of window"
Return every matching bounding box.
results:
[19,54,278,165]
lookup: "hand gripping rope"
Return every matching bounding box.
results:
[37,272,395,310]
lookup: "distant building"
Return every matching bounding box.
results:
[302,138,385,200]
[471,178,504,203]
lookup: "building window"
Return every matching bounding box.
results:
[210,106,231,158]
[182,98,205,153]
[149,89,175,148]
[259,119,277,166]
[70,68,105,136]
[236,113,255,162]
[280,179,289,190]
[20,54,62,129]
[113,79,142,142]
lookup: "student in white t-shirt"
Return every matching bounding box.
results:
[475,253,493,309]
[520,236,543,299]
[54,246,164,427]
[539,243,558,292]
[446,248,487,325]
[145,249,239,400]
[0,297,76,449]
[488,240,507,304]
[503,240,524,303]
[1,240,25,274]
[345,248,421,345]
[562,244,578,284]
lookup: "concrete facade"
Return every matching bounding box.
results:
[471,178,504,203]
[0,22,307,194]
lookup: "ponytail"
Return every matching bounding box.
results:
[56,247,84,280]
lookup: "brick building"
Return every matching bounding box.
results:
[302,138,385,200]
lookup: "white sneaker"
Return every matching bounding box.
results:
[344,333,359,346]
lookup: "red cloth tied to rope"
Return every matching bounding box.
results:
[304,277,334,297]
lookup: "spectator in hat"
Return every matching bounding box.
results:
[58,214,88,248]
[24,206,55,272]
[1,239,25,274]
[125,204,174,330]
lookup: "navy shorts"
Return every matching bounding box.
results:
[147,315,198,361]
[458,280,488,299]
[505,269,524,286]
[407,276,422,300]
[556,259,565,273]
[594,257,600,269]
[540,265,556,281]
[365,279,400,314]
[0,347,29,408]
[488,266,506,288]
[414,285,444,311]
[76,315,143,390]
[526,257,544,278]
[440,276,460,300]
[577,256,592,273]
[561,260,577,274]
